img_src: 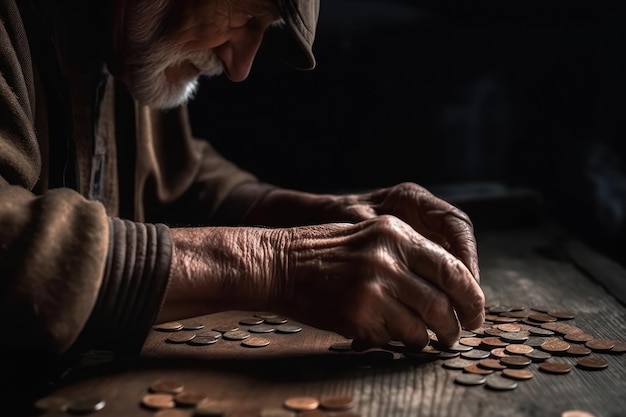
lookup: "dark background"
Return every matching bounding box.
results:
[188,1,626,267]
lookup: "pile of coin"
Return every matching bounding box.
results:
[153,312,303,349]
[34,396,107,415]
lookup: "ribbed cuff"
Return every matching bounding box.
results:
[76,218,172,354]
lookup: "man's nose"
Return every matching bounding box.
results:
[217,27,265,82]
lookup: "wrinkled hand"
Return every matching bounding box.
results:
[270,215,484,348]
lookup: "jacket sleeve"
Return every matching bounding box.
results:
[0,1,171,360]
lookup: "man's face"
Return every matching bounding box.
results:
[120,0,281,109]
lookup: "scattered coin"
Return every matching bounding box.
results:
[239,317,264,326]
[166,333,196,344]
[264,316,289,325]
[212,325,239,333]
[505,344,534,355]
[194,399,231,416]
[67,397,106,414]
[497,323,521,333]
[610,341,626,354]
[541,339,571,353]
[482,337,509,348]
[585,339,615,352]
[248,324,276,333]
[438,351,461,359]
[459,330,477,338]
[242,337,271,348]
[566,344,591,357]
[222,330,250,341]
[196,330,222,339]
[563,332,594,343]
[548,309,575,320]
[187,336,219,346]
[459,337,483,347]
[490,348,510,359]
[454,373,487,386]
[319,395,354,411]
[540,322,561,332]
[526,350,552,362]
[259,407,297,417]
[531,305,551,313]
[149,379,185,395]
[461,349,491,360]
[500,332,529,343]
[479,358,506,370]
[442,341,473,352]
[576,356,609,370]
[442,358,476,370]
[181,322,205,331]
[489,306,512,314]
[500,356,532,368]
[528,312,558,323]
[554,324,583,335]
[486,374,518,391]
[484,328,504,337]
[525,337,546,348]
[529,327,555,337]
[464,363,493,375]
[539,361,572,374]
[142,394,176,410]
[502,368,534,380]
[284,397,320,411]
[275,324,303,334]
[175,390,207,407]
[154,322,184,332]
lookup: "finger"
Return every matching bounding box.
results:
[383,299,431,349]
[440,211,480,282]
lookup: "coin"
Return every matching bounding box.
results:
[563,332,593,343]
[481,337,509,348]
[464,363,493,375]
[438,351,461,359]
[329,342,354,352]
[541,339,571,353]
[181,322,205,331]
[610,341,626,353]
[547,309,575,320]
[188,336,219,346]
[525,337,546,348]
[531,305,551,313]
[505,344,534,355]
[196,330,222,339]
[485,374,518,391]
[479,358,506,370]
[150,379,185,394]
[500,310,530,319]
[500,332,529,343]
[539,361,572,374]
[259,407,297,417]
[222,330,250,341]
[441,341,473,352]
[540,322,561,331]
[529,327,555,337]
[488,306,512,314]
[442,358,475,370]
[276,324,303,334]
[502,368,534,380]
[490,348,510,359]
[194,399,231,416]
[497,324,521,333]
[248,324,276,333]
[239,317,264,326]
[166,333,196,344]
[526,350,552,362]
[66,398,106,414]
[500,355,532,368]
[284,397,320,411]
[154,322,184,332]
[576,356,609,370]
[242,337,271,348]
[212,324,239,333]
[319,395,354,411]
[461,349,491,360]
[34,396,69,412]
[454,373,487,386]
[561,411,597,417]
[155,410,190,417]
[554,324,583,335]
[175,390,208,407]
[459,337,483,347]
[264,316,289,325]
[566,344,591,356]
[484,328,504,337]
[585,339,614,352]
[459,330,477,338]
[528,312,557,323]
[142,394,176,410]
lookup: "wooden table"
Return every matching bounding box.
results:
[34,221,626,417]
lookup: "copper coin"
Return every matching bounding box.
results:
[153,322,184,332]
[539,361,572,374]
[461,349,491,360]
[481,337,509,348]
[479,358,506,370]
[454,373,487,386]
[149,379,185,394]
[541,339,571,353]
[563,332,594,343]
[547,309,575,320]
[239,317,264,326]
[155,410,190,417]
[490,348,510,359]
[142,394,176,410]
[188,336,219,346]
[566,344,591,357]
[247,324,276,333]
[526,350,552,362]
[540,322,561,331]
[284,396,320,411]
[531,305,551,313]
[490,316,518,323]
[485,374,518,391]
[264,316,289,325]
[585,339,615,352]
[499,332,529,343]
[610,341,626,353]
[497,323,521,332]
[175,390,207,407]
[275,324,303,334]
[505,344,534,355]
[181,322,205,331]
[576,356,609,370]
[212,324,239,333]
[464,363,493,375]
[67,398,106,414]
[166,333,196,344]
[484,328,504,337]
[554,324,582,335]
[222,330,250,341]
[459,337,483,347]
[528,312,557,323]
[319,395,354,411]
[195,399,231,416]
[561,411,597,417]
[442,358,475,370]
[34,396,69,412]
[242,337,271,348]
[500,355,532,368]
[502,368,534,380]
[529,327,555,336]
[259,408,297,417]
[460,330,477,338]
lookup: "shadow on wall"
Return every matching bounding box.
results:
[188,0,626,265]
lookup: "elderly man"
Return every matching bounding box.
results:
[0,0,484,405]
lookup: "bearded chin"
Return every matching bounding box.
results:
[127,63,201,110]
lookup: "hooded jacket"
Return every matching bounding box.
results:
[0,0,261,379]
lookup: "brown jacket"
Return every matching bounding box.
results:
[0,0,259,373]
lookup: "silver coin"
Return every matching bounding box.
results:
[459,330,477,338]
[263,316,289,325]
[442,358,475,370]
[67,397,106,414]
[181,322,205,331]
[275,325,303,334]
[187,336,219,346]
[441,342,473,352]
[454,373,487,386]
[248,324,276,334]
[222,330,250,341]
[528,327,555,336]
[499,332,529,343]
[525,349,552,362]
[461,349,491,360]
[438,351,460,359]
[196,330,222,339]
[525,337,546,347]
[239,317,264,326]
[486,374,518,391]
